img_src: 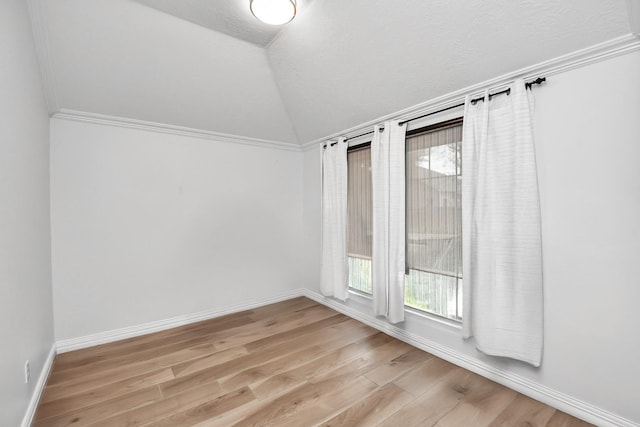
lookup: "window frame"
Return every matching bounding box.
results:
[404,117,463,321]
[345,115,464,323]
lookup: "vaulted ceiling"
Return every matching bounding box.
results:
[133,0,315,47]
[31,0,635,145]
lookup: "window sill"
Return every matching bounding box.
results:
[347,288,462,330]
[404,306,462,330]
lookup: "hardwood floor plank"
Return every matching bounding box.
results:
[191,380,307,427]
[310,339,414,385]
[377,367,473,427]
[143,386,255,427]
[155,342,216,367]
[364,347,433,386]
[168,345,248,378]
[246,296,319,320]
[53,299,321,379]
[210,307,343,351]
[433,372,518,427]
[218,344,327,392]
[52,312,253,370]
[201,330,392,427]
[35,368,174,420]
[318,382,414,427]
[242,313,350,353]
[170,342,294,379]
[230,340,415,426]
[231,375,378,427]
[218,320,378,393]
[251,332,393,400]
[89,380,224,427]
[488,394,557,426]
[277,376,380,427]
[40,358,162,403]
[546,411,595,426]
[393,356,459,397]
[33,385,162,427]
[159,364,224,398]
[33,297,595,427]
[47,334,216,386]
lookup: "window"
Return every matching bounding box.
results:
[346,118,463,321]
[405,119,463,320]
[347,145,372,294]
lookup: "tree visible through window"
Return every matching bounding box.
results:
[346,118,463,321]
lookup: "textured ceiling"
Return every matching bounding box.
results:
[132,0,314,47]
[267,0,632,142]
[31,0,634,145]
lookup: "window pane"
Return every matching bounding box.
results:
[347,146,372,293]
[348,256,372,294]
[406,122,463,320]
[405,270,460,320]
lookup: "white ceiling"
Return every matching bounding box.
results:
[132,0,314,47]
[37,0,298,143]
[31,0,635,145]
[268,0,632,142]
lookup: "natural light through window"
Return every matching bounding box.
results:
[347,119,463,321]
[347,146,372,294]
[406,119,463,320]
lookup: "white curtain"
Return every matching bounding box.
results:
[320,138,349,300]
[461,79,543,366]
[372,120,407,323]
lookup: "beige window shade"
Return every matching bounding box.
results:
[406,121,463,278]
[347,146,372,259]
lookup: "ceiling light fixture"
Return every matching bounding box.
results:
[250,0,296,25]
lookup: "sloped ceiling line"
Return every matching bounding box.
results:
[131,0,315,47]
[266,0,632,142]
[301,34,640,150]
[32,0,299,144]
[27,0,634,146]
[628,0,640,35]
[27,0,59,114]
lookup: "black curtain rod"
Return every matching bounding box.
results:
[323,77,546,146]
[400,77,545,127]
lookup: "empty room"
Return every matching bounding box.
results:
[2,0,639,426]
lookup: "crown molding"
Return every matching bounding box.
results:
[52,109,303,152]
[27,0,59,114]
[301,33,640,150]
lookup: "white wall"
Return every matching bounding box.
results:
[302,50,640,424]
[301,146,322,291]
[532,50,640,422]
[50,119,303,341]
[0,1,55,425]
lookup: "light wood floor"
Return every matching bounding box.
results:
[34,297,592,426]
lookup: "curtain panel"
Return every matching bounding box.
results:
[372,120,407,323]
[461,79,544,366]
[320,138,349,300]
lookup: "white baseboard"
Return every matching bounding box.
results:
[21,343,56,427]
[301,289,638,427]
[56,289,305,353]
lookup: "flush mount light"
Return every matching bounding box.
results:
[250,0,296,25]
